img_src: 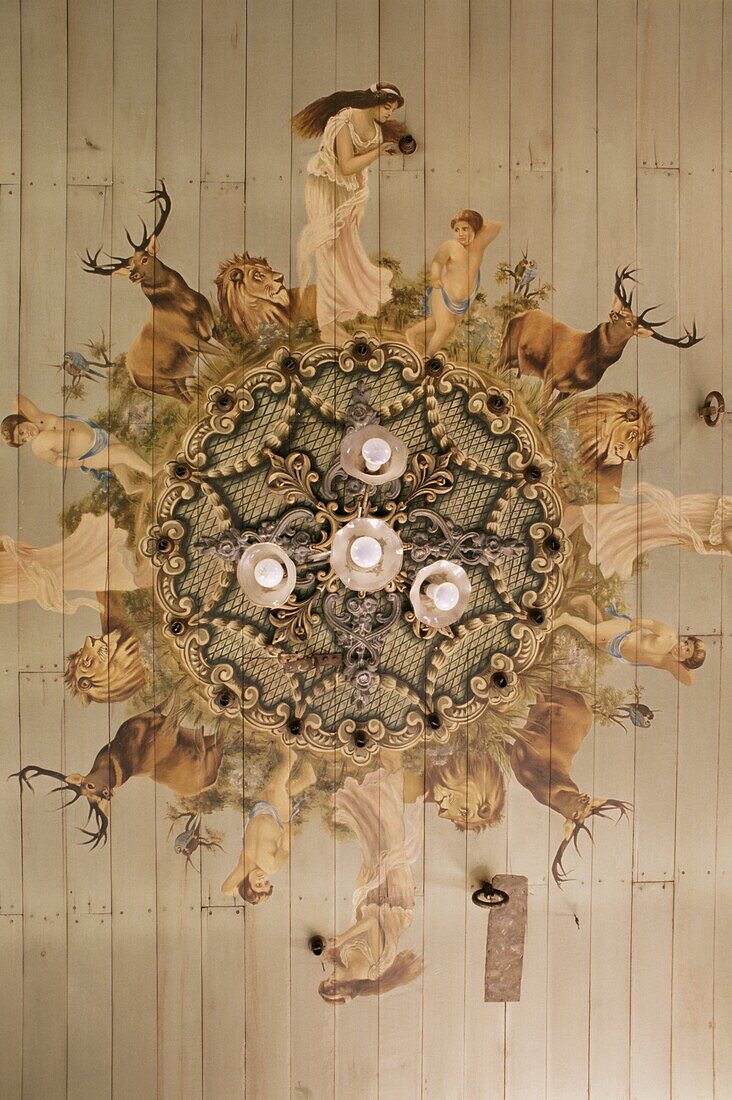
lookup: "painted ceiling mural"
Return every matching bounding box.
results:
[3,79,716,1011]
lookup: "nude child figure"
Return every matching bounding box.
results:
[555,595,706,686]
[2,395,152,495]
[221,743,317,905]
[405,208,501,358]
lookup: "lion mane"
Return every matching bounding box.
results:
[573,391,654,469]
[215,252,294,338]
[426,752,506,832]
[64,628,146,706]
[569,391,654,502]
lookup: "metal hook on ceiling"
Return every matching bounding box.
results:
[699,391,726,427]
[471,880,510,908]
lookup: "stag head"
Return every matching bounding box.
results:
[81,181,172,288]
[552,796,632,886]
[609,265,703,349]
[11,764,111,849]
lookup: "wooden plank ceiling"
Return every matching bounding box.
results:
[0,1,730,1097]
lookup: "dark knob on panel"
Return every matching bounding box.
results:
[309,935,326,956]
[398,133,417,155]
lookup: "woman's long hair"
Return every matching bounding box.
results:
[317,950,423,1004]
[292,83,406,144]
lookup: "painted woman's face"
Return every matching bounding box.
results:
[453,221,475,248]
[672,638,694,662]
[376,100,397,122]
[14,421,39,445]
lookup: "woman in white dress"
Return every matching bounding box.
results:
[293,82,404,344]
[0,512,151,614]
[578,481,732,579]
[318,766,424,1004]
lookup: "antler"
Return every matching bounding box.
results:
[81,247,130,276]
[125,180,171,251]
[79,803,110,849]
[613,264,637,310]
[551,819,593,886]
[10,765,110,846]
[10,764,79,797]
[551,799,632,887]
[638,306,703,349]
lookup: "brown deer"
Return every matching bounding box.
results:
[509,686,631,885]
[11,699,225,848]
[495,266,702,397]
[82,182,222,403]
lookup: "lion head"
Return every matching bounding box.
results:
[64,628,146,706]
[571,391,654,473]
[215,253,291,337]
[426,752,506,832]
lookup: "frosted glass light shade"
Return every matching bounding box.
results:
[237,542,297,607]
[340,425,409,486]
[410,560,471,627]
[331,517,404,592]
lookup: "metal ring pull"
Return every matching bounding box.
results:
[471,881,510,908]
[699,391,725,427]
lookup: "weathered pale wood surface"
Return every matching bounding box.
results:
[0,0,729,1097]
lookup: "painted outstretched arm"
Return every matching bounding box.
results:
[475,219,502,250]
[14,394,45,423]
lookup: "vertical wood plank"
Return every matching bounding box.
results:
[671,641,720,1099]
[108,5,160,1098]
[633,167,680,885]
[18,0,67,671]
[420,4,470,1097]
[715,5,732,1094]
[20,674,67,1100]
[462,1,511,1091]
[547,11,598,1095]
[154,5,204,1097]
[0,914,23,1098]
[202,906,247,1098]
[0,0,21,184]
[67,0,114,184]
[201,0,247,183]
[241,6,297,1094]
[510,0,552,172]
[637,0,680,169]
[678,0,724,632]
[504,169,553,1100]
[289,815,337,1100]
[552,0,597,324]
[468,0,510,308]
[0,182,23,920]
[630,881,673,1099]
[588,7,638,1098]
[247,0,295,279]
[714,639,732,1095]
